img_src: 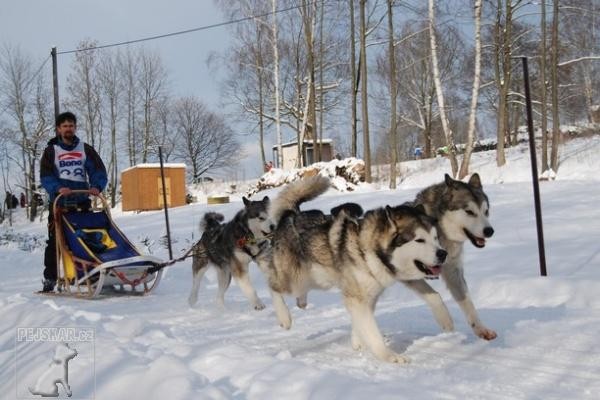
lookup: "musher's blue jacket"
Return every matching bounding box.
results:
[40,135,107,205]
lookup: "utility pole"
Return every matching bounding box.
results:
[51,46,60,127]
[520,57,548,277]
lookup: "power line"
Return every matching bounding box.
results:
[57,0,322,55]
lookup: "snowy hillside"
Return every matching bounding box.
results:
[1,136,600,399]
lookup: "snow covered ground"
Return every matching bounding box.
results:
[1,136,600,399]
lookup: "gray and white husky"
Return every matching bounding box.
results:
[405,173,497,340]
[265,176,447,363]
[188,197,273,310]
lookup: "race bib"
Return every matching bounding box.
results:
[54,142,87,183]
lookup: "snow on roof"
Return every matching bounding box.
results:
[273,138,333,149]
[121,163,187,173]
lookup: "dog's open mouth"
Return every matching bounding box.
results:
[463,228,486,248]
[414,260,442,277]
[261,230,274,239]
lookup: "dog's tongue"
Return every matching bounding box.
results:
[429,265,442,276]
[476,238,486,247]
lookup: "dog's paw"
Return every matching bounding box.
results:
[474,325,497,340]
[351,333,363,351]
[279,318,292,330]
[187,295,197,307]
[277,310,292,330]
[254,301,266,311]
[384,351,410,364]
[296,297,307,309]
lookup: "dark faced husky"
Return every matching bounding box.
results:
[265,176,447,363]
[406,173,497,340]
[188,197,273,310]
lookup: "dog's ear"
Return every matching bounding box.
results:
[414,203,426,215]
[444,173,454,186]
[468,173,482,189]
[242,197,250,206]
[262,196,270,203]
[384,205,395,225]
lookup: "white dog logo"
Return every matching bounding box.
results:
[29,342,78,397]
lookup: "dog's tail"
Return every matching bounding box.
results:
[201,212,224,232]
[269,175,330,225]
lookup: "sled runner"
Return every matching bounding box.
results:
[49,190,164,298]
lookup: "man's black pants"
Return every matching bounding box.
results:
[43,205,57,281]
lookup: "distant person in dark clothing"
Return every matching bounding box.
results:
[39,112,107,292]
[20,192,26,208]
[5,191,18,209]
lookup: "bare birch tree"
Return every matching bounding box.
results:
[550,0,560,171]
[0,45,51,221]
[540,0,549,173]
[387,0,398,188]
[172,97,240,182]
[349,0,358,157]
[359,0,372,182]
[66,40,103,151]
[97,50,121,207]
[429,0,458,176]
[272,0,283,168]
[138,49,168,163]
[119,47,141,166]
[300,0,318,153]
[459,0,483,179]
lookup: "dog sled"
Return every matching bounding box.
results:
[49,190,164,298]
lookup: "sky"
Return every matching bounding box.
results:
[0,0,228,103]
[0,0,269,178]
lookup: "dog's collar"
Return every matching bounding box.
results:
[236,234,257,249]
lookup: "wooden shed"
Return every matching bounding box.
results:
[121,163,187,211]
[272,139,334,170]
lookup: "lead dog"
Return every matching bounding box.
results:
[404,173,497,340]
[265,176,447,363]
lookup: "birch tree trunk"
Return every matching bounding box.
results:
[550,0,560,172]
[359,0,372,182]
[301,0,318,154]
[272,0,283,169]
[255,24,267,169]
[539,0,549,172]
[350,0,358,158]
[428,0,458,177]
[493,0,512,167]
[318,1,324,162]
[459,0,482,179]
[387,0,398,188]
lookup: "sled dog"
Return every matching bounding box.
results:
[405,173,497,340]
[188,196,273,310]
[265,176,447,363]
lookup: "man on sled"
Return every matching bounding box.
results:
[39,112,107,292]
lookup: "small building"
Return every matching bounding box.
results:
[272,139,333,170]
[121,163,186,211]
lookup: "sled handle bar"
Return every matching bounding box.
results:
[53,190,110,216]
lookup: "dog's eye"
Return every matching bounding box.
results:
[392,234,405,247]
[485,210,489,217]
[259,216,266,221]
[415,238,425,243]
[465,209,476,216]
